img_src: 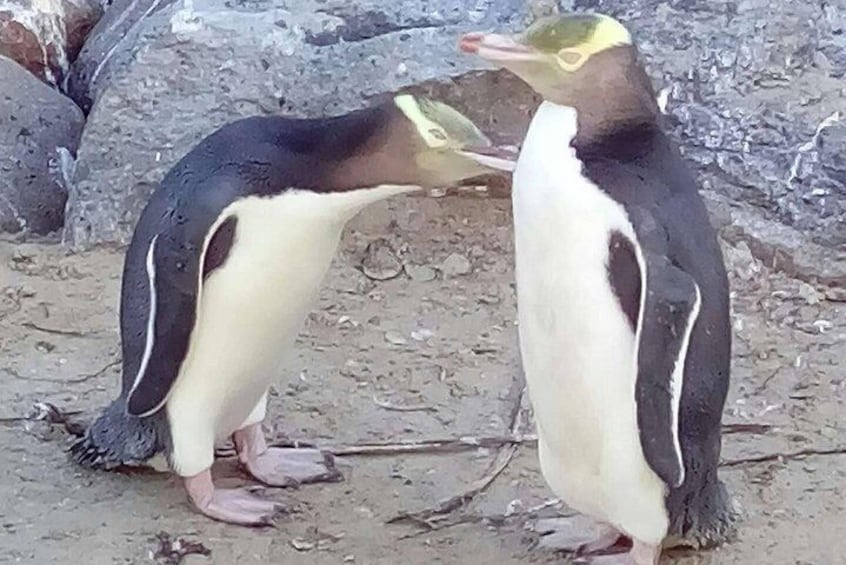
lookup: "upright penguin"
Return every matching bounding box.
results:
[460,14,735,564]
[71,94,514,526]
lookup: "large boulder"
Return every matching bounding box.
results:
[0,0,103,86]
[62,0,536,250]
[0,55,84,235]
[63,0,845,285]
[608,0,846,282]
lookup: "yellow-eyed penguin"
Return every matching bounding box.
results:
[460,14,736,564]
[71,94,515,526]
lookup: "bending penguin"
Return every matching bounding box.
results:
[71,94,515,526]
[460,13,736,564]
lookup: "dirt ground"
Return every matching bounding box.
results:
[0,195,844,565]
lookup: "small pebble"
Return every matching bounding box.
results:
[384,331,407,345]
[405,264,437,282]
[440,253,472,278]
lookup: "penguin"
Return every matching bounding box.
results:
[459,13,736,564]
[71,94,515,526]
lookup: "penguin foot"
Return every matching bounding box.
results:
[244,447,343,487]
[535,515,622,554]
[233,424,343,487]
[185,471,283,526]
[574,541,660,565]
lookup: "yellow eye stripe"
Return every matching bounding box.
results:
[393,94,449,148]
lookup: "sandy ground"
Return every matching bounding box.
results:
[0,195,844,565]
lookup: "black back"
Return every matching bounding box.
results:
[574,118,732,528]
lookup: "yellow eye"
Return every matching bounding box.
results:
[429,128,447,142]
[557,49,585,70]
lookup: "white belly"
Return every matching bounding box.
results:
[512,102,668,544]
[165,185,415,477]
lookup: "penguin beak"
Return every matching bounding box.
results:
[458,144,518,173]
[459,32,544,64]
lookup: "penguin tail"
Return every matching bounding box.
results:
[69,399,166,470]
[665,478,740,550]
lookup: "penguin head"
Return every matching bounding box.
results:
[459,14,652,112]
[392,94,517,182]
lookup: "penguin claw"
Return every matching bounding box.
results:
[243,447,344,488]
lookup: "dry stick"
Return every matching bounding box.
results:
[215,423,772,459]
[386,384,529,527]
[2,360,120,385]
[66,359,121,384]
[398,500,573,540]
[20,321,88,337]
[720,446,846,467]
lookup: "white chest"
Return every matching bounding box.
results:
[510,103,665,528]
[166,186,415,439]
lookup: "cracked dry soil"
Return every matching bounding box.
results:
[1,196,844,564]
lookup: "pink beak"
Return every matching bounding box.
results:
[458,32,540,63]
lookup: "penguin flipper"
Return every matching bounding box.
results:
[125,229,204,418]
[635,253,701,489]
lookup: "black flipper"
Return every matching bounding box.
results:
[635,252,701,489]
[125,215,238,417]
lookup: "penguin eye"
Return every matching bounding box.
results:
[557,49,585,70]
[428,129,447,142]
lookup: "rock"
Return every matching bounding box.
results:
[61,0,846,279]
[65,0,178,114]
[404,263,437,282]
[384,330,407,346]
[360,238,402,281]
[0,0,103,86]
[722,241,761,283]
[62,0,536,249]
[0,56,85,235]
[721,200,846,288]
[618,0,844,250]
[440,252,472,278]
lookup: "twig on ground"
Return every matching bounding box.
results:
[214,423,772,460]
[721,423,773,434]
[372,395,438,413]
[387,383,529,526]
[720,446,846,468]
[20,321,88,337]
[397,498,568,539]
[66,359,121,384]
[1,359,120,385]
[214,433,534,459]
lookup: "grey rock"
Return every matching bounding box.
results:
[360,238,402,281]
[63,0,535,249]
[0,56,85,235]
[405,263,437,282]
[440,252,472,278]
[62,0,846,293]
[65,0,178,114]
[721,199,846,288]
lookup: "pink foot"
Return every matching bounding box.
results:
[576,541,660,565]
[233,424,343,487]
[185,470,282,526]
[536,515,622,554]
